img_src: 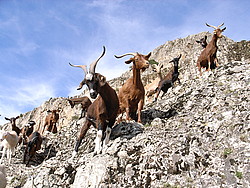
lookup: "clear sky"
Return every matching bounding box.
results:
[0,0,249,125]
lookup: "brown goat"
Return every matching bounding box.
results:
[197,23,226,75]
[154,54,182,102]
[42,110,59,134]
[67,96,92,118]
[23,131,42,165]
[114,52,151,123]
[4,116,21,135]
[69,46,119,156]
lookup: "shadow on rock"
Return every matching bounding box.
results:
[110,122,144,140]
[142,108,178,124]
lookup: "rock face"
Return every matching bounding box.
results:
[1,32,250,188]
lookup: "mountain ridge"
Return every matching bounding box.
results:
[1,32,249,188]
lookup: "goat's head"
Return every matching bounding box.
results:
[23,121,35,135]
[196,35,207,48]
[0,131,8,142]
[152,62,163,73]
[114,52,151,71]
[170,54,182,66]
[206,23,226,38]
[4,116,19,125]
[69,46,106,99]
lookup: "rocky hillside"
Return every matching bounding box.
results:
[1,32,250,188]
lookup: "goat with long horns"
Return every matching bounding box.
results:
[197,23,226,75]
[69,46,119,157]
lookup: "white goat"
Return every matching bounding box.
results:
[0,130,19,164]
[0,164,7,188]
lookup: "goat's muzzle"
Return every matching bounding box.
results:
[90,89,98,99]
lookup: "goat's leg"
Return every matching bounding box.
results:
[137,99,144,123]
[178,78,181,84]
[161,92,166,99]
[207,57,212,72]
[23,147,28,164]
[197,62,202,76]
[214,57,219,67]
[104,120,114,146]
[51,123,57,133]
[0,147,6,164]
[153,88,161,102]
[80,109,84,118]
[71,121,91,159]
[7,149,11,164]
[125,107,132,122]
[94,124,104,155]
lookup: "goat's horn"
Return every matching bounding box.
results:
[217,23,224,28]
[89,46,106,74]
[206,23,217,29]
[178,54,182,59]
[114,52,137,59]
[69,63,88,75]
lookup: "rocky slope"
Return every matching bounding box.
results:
[1,32,250,188]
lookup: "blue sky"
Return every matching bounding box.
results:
[0,0,249,125]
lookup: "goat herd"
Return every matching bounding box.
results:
[0,23,226,183]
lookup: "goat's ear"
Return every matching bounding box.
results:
[204,35,207,39]
[98,74,106,87]
[196,40,201,43]
[5,117,10,121]
[222,27,226,32]
[145,52,151,59]
[125,57,134,64]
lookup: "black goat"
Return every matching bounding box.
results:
[154,54,181,102]
[23,131,42,165]
[196,35,208,48]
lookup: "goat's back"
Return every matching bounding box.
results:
[1,131,18,148]
[28,131,42,152]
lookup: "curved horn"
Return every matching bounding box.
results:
[206,23,217,29]
[178,54,182,59]
[89,46,106,73]
[114,52,137,59]
[217,23,224,28]
[69,63,88,75]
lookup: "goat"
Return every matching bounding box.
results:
[0,164,7,188]
[23,131,42,165]
[0,130,19,164]
[114,52,151,123]
[145,61,164,100]
[4,116,21,135]
[42,110,59,134]
[69,46,119,157]
[154,54,182,102]
[19,121,35,145]
[197,23,226,75]
[196,35,208,48]
[67,96,92,118]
